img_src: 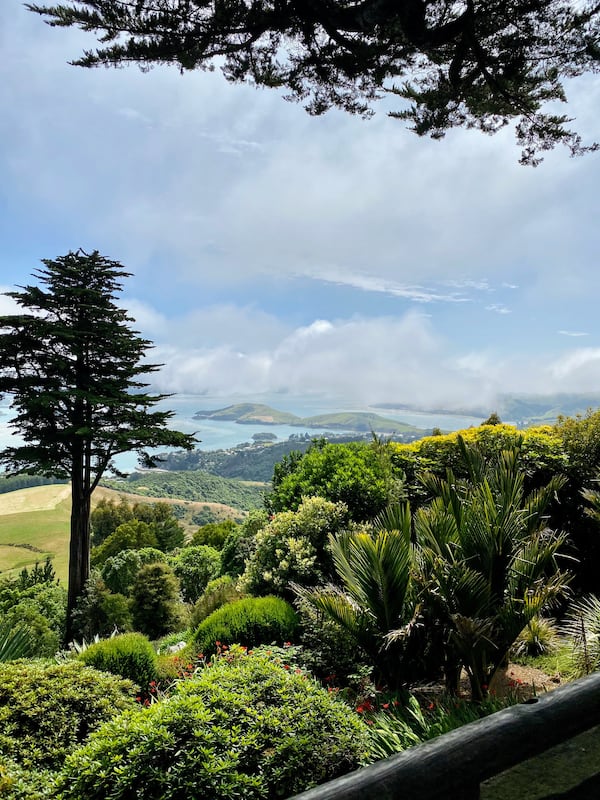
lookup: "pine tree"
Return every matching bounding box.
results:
[27,1,600,164]
[0,250,195,641]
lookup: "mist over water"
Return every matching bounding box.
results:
[0,395,484,475]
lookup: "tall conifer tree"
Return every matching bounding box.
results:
[0,250,195,640]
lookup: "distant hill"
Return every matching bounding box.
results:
[194,403,421,434]
[375,392,600,428]
[194,403,299,424]
[100,470,266,512]
[0,484,249,582]
[497,393,600,426]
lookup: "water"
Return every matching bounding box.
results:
[0,394,484,474]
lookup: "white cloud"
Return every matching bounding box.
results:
[558,330,589,337]
[0,290,20,316]
[485,304,511,315]
[308,269,472,303]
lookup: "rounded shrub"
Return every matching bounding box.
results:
[239,497,350,598]
[0,660,136,770]
[192,596,299,657]
[189,575,244,629]
[78,632,158,688]
[56,649,370,800]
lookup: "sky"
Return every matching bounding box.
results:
[1,3,599,414]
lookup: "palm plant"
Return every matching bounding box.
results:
[295,503,418,691]
[413,437,570,700]
[561,594,600,676]
[0,621,35,662]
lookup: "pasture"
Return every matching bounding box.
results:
[0,484,241,582]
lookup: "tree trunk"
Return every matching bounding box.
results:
[65,460,91,645]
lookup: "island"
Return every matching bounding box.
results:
[194,403,420,434]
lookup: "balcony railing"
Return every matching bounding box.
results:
[289,671,600,800]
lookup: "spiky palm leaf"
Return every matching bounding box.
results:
[0,621,35,662]
[416,439,570,698]
[561,594,600,676]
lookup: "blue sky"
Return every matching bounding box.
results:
[1,3,599,412]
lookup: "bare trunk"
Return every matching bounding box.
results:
[65,453,91,645]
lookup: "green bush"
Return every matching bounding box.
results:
[168,545,221,603]
[193,596,299,657]
[70,571,132,640]
[79,632,158,688]
[220,509,268,577]
[294,591,369,685]
[0,661,136,770]
[130,562,183,639]
[239,496,350,598]
[512,616,559,658]
[190,575,244,629]
[0,758,58,800]
[191,519,238,550]
[56,649,370,800]
[267,440,392,521]
[90,520,158,567]
[100,549,142,595]
[0,581,67,657]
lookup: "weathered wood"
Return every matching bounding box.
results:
[289,672,600,800]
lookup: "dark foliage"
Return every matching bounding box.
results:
[27,1,600,163]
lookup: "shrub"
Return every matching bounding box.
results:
[220,509,268,577]
[0,661,136,770]
[0,582,67,657]
[365,692,518,762]
[79,633,157,688]
[0,758,58,800]
[512,616,559,658]
[239,496,350,598]
[190,575,244,629]
[56,649,370,800]
[130,562,183,639]
[78,632,158,687]
[192,596,299,657]
[90,520,158,567]
[562,594,600,676]
[70,571,132,641]
[136,546,168,566]
[294,591,370,685]
[267,440,392,521]
[192,519,238,550]
[168,545,221,604]
[100,549,142,595]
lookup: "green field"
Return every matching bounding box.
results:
[0,485,72,581]
[0,484,246,583]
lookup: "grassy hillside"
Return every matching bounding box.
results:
[100,470,266,509]
[0,485,72,582]
[301,411,415,432]
[195,403,299,424]
[0,483,253,583]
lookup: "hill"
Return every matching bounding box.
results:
[156,426,432,482]
[99,470,266,511]
[0,482,254,582]
[194,403,299,424]
[374,392,600,428]
[194,403,422,433]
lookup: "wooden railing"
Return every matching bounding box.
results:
[289,671,600,800]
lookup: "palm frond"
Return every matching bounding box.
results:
[0,622,35,662]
